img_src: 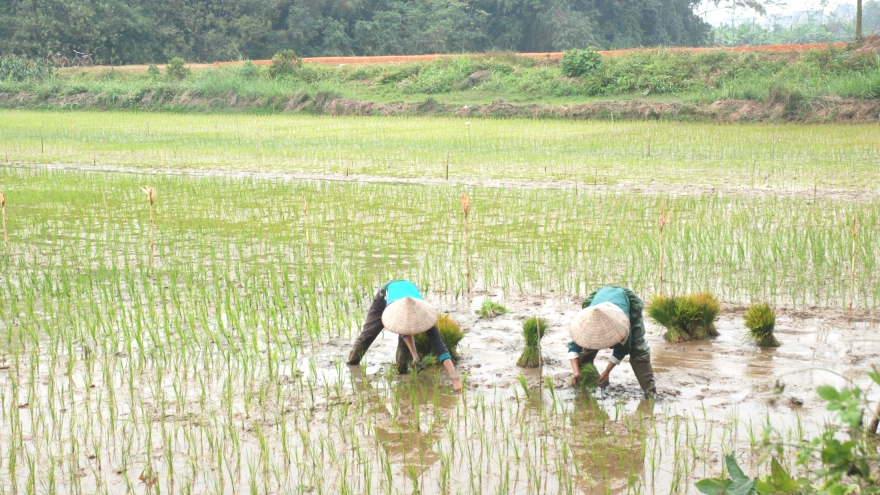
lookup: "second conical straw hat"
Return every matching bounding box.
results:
[381,296,439,335]
[569,302,630,350]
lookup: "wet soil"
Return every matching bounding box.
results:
[322,290,880,427]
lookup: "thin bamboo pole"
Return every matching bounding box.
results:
[461,194,471,293]
[140,186,156,269]
[1,192,8,257]
[849,214,857,316]
[659,208,672,296]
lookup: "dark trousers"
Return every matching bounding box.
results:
[348,287,449,374]
[577,348,656,397]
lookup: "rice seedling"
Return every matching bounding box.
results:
[743,303,779,348]
[575,363,600,395]
[647,293,720,343]
[517,316,547,368]
[850,214,857,316]
[415,314,464,362]
[477,299,508,319]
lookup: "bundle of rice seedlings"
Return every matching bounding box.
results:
[692,292,720,337]
[744,303,779,348]
[477,299,508,319]
[647,293,721,343]
[516,316,547,368]
[415,314,465,362]
[575,362,600,395]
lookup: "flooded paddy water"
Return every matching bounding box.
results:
[1,113,880,494]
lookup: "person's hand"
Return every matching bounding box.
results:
[451,378,462,392]
[569,373,581,387]
[597,371,611,388]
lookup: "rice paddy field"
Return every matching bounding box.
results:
[0,109,878,494]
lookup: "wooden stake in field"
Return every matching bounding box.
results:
[461,193,471,293]
[140,186,156,269]
[0,192,8,257]
[658,208,673,296]
[849,214,857,316]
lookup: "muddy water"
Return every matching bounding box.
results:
[296,290,880,493]
[1,289,877,495]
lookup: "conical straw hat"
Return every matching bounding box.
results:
[382,297,439,335]
[569,302,630,350]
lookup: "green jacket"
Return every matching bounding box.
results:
[568,286,649,361]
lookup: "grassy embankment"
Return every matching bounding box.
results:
[2,45,879,120]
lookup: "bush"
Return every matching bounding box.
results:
[743,303,779,348]
[647,293,721,343]
[165,57,190,80]
[415,314,464,362]
[0,56,54,82]
[269,50,300,79]
[146,65,160,78]
[517,316,548,368]
[560,48,602,78]
[238,60,261,80]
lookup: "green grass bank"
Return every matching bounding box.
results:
[2,45,880,122]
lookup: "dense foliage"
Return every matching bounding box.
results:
[560,48,602,77]
[0,0,710,65]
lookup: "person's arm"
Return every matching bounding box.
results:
[567,341,583,386]
[442,359,462,391]
[569,357,581,386]
[598,361,616,387]
[403,335,419,363]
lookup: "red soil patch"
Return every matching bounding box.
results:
[74,42,847,73]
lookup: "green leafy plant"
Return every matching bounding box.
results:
[165,57,190,80]
[146,65,160,78]
[517,316,547,368]
[744,303,779,347]
[477,299,508,319]
[560,48,602,78]
[575,362,600,395]
[269,50,300,79]
[647,293,720,343]
[238,60,261,80]
[0,56,54,82]
[414,314,464,362]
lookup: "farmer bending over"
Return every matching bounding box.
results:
[347,280,462,391]
[568,286,656,398]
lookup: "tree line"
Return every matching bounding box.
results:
[0,0,710,65]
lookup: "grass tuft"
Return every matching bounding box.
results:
[517,316,547,368]
[575,362,600,395]
[744,303,779,348]
[415,314,464,361]
[648,293,721,343]
[477,299,509,319]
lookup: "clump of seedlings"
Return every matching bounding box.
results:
[575,362,600,394]
[744,303,779,347]
[478,299,508,319]
[517,316,547,368]
[415,314,465,362]
[647,292,720,343]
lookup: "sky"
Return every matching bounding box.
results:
[698,0,854,25]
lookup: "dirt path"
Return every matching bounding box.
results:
[16,162,880,202]
[67,42,847,72]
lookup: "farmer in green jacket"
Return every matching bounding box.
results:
[567,286,656,397]
[347,280,462,391]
